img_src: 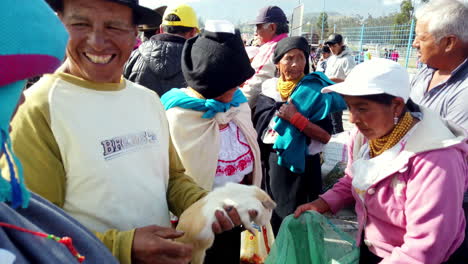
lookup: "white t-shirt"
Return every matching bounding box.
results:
[325,47,356,80]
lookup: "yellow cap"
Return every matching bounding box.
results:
[162,4,199,30]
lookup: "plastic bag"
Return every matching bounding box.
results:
[240,223,275,264]
[265,211,359,264]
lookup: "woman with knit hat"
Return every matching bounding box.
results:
[253,36,347,235]
[294,59,468,263]
[0,0,118,262]
[161,20,261,264]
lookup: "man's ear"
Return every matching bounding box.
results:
[159,24,165,34]
[443,35,458,53]
[270,23,277,33]
[187,28,198,39]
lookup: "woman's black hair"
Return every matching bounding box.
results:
[358,93,421,116]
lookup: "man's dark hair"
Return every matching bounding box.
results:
[53,1,138,25]
[162,14,194,35]
[143,30,156,39]
[322,46,331,53]
[275,22,289,35]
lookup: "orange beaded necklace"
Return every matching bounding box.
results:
[369,111,414,158]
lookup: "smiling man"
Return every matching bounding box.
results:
[9,0,243,264]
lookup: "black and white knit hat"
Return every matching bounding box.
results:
[182,20,255,99]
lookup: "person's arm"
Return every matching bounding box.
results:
[242,45,277,108]
[342,56,356,78]
[328,77,345,83]
[93,229,135,264]
[294,168,355,217]
[381,148,466,264]
[277,102,331,143]
[166,138,208,217]
[10,81,66,207]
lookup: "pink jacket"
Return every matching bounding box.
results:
[241,33,288,107]
[321,109,468,264]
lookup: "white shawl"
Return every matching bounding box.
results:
[165,89,262,190]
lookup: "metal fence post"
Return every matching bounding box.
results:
[358,24,365,63]
[405,18,415,68]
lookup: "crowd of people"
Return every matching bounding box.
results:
[0,0,467,264]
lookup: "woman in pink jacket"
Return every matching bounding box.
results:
[294,59,468,263]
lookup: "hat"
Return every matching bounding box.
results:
[249,6,288,25]
[45,0,162,25]
[324,33,343,45]
[321,59,410,102]
[138,6,167,31]
[1,0,67,87]
[162,4,199,30]
[1,0,68,208]
[273,36,309,64]
[182,20,255,99]
[273,36,310,74]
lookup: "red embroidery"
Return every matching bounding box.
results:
[216,126,254,178]
[216,154,253,177]
[225,165,237,176]
[238,159,248,171]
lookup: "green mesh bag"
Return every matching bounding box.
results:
[265,211,359,264]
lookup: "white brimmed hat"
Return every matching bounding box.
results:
[321,58,410,102]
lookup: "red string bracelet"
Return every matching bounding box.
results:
[290,112,309,132]
[0,222,85,263]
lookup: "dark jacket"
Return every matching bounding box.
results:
[124,33,187,96]
[0,193,118,263]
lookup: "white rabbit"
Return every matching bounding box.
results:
[175,183,276,264]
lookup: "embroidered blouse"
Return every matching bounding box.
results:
[214,122,254,189]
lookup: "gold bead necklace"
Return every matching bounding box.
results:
[369,112,414,158]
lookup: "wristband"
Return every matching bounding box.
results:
[290,112,308,132]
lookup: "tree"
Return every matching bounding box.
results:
[330,15,362,33]
[394,0,414,25]
[316,12,329,39]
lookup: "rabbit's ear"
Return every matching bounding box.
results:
[262,199,277,210]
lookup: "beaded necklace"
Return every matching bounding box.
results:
[0,222,85,262]
[369,111,413,158]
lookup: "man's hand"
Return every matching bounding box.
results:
[131,225,192,264]
[293,198,331,218]
[211,206,258,234]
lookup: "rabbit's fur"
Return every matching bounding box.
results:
[175,183,276,264]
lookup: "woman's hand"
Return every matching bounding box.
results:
[277,100,298,122]
[294,198,331,218]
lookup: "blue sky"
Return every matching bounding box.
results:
[140,0,423,23]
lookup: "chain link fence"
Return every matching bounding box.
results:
[339,19,419,69]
